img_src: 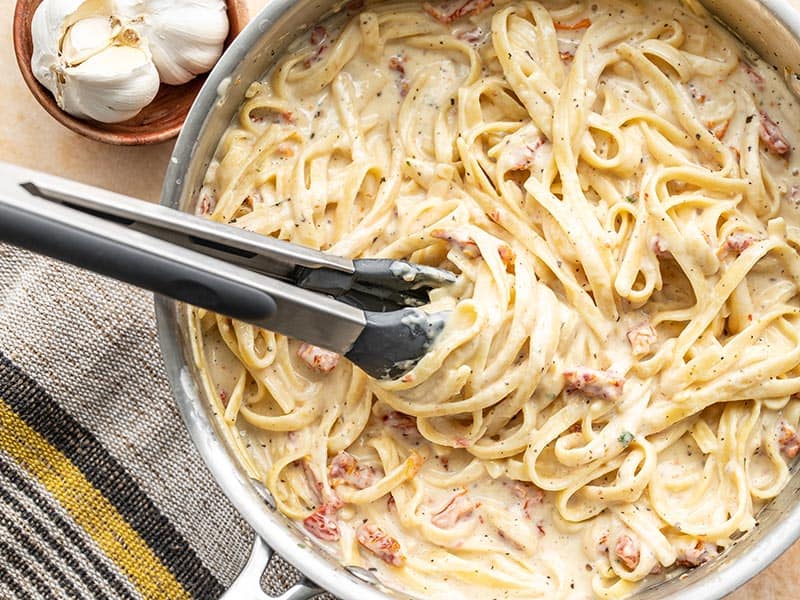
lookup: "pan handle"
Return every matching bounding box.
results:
[222,537,322,600]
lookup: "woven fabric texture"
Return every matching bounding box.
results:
[0,243,329,599]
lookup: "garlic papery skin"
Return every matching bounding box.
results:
[116,0,229,85]
[30,0,160,124]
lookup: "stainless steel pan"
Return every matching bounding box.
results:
[155,0,800,597]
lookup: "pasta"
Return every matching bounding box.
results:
[188,0,800,597]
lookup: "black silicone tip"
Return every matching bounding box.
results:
[345,309,448,380]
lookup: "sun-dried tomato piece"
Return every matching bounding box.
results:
[329,451,378,489]
[676,541,714,568]
[759,111,791,156]
[614,535,640,570]
[554,18,592,30]
[506,138,545,171]
[297,343,340,372]
[563,367,625,401]
[356,523,405,566]
[431,489,480,528]
[310,25,327,45]
[741,60,765,90]
[627,323,657,357]
[457,27,484,44]
[432,228,481,258]
[651,235,670,257]
[778,419,800,459]
[725,232,756,255]
[303,504,341,541]
[508,482,544,519]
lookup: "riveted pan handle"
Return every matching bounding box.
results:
[222,537,322,600]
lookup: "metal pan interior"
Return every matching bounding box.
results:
[156,1,800,598]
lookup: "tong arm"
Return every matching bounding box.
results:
[21,169,456,310]
[19,171,354,281]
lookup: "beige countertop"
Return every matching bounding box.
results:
[0,0,796,597]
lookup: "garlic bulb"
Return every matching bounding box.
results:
[116,0,229,85]
[30,0,229,125]
[31,0,160,123]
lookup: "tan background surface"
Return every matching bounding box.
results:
[0,0,796,597]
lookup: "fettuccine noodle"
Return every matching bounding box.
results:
[189,0,800,596]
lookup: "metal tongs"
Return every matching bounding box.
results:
[0,163,454,379]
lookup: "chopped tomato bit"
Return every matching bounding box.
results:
[310,25,327,45]
[329,451,378,489]
[508,482,544,519]
[388,54,410,97]
[197,187,216,215]
[496,527,525,550]
[303,503,341,541]
[778,419,800,458]
[627,323,657,357]
[676,541,714,568]
[688,83,706,104]
[498,245,515,270]
[554,18,592,30]
[741,60,765,90]
[357,523,405,566]
[382,411,419,435]
[388,55,407,76]
[506,138,545,171]
[297,343,339,372]
[651,235,670,257]
[725,232,756,255]
[276,142,295,157]
[614,535,640,570]
[759,111,791,156]
[535,521,546,536]
[432,228,481,258]
[432,489,481,528]
[707,119,730,140]
[456,27,484,43]
[563,366,625,401]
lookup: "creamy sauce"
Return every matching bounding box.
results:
[189,0,800,597]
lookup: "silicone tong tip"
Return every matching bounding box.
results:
[346,308,449,380]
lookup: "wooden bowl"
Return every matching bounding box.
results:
[13,0,248,146]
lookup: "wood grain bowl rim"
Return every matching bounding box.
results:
[12,0,248,146]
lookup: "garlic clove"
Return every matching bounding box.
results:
[61,16,121,67]
[60,46,160,123]
[147,13,228,85]
[70,41,149,75]
[116,0,229,85]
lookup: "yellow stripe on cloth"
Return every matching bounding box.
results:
[0,397,190,600]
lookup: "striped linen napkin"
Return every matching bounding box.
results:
[0,244,321,599]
